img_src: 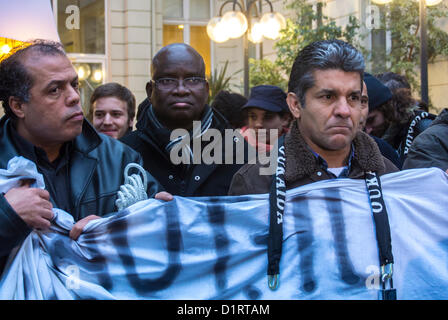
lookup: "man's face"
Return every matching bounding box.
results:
[246,107,289,144]
[287,69,363,155]
[365,109,387,137]
[14,53,83,148]
[359,82,369,131]
[148,48,209,130]
[92,96,132,139]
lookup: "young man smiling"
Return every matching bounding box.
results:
[89,82,136,139]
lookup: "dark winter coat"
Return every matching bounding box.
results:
[403,108,448,171]
[0,117,161,273]
[121,104,250,197]
[228,121,399,196]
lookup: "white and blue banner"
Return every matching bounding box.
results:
[0,157,448,300]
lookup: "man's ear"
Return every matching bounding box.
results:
[145,81,153,99]
[286,92,302,119]
[8,97,25,119]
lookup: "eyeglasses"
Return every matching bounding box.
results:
[152,77,207,91]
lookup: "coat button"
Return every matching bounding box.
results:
[194,175,200,181]
[168,175,174,180]
[317,171,322,176]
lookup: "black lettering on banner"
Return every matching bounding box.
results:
[107,207,182,295]
[48,234,114,292]
[291,196,316,293]
[324,190,362,286]
[207,198,230,292]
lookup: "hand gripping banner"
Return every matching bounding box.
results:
[1,157,448,299]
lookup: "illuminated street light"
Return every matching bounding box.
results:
[206,0,286,96]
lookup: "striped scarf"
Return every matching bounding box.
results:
[146,105,214,168]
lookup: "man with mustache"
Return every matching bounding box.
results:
[121,43,248,196]
[229,39,398,196]
[0,41,161,273]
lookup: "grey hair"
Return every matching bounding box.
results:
[287,39,365,107]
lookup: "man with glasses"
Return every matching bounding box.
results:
[121,43,248,196]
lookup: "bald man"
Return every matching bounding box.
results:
[121,43,249,196]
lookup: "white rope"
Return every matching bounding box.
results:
[115,163,148,211]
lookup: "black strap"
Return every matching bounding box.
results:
[267,140,396,299]
[267,136,286,290]
[364,171,396,300]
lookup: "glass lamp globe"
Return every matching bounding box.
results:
[76,64,91,81]
[221,11,248,39]
[260,12,286,40]
[207,17,222,41]
[91,69,103,83]
[371,0,392,4]
[423,0,442,6]
[248,21,264,43]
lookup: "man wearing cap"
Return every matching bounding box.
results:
[240,85,292,153]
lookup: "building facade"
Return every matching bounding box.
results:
[0,0,447,118]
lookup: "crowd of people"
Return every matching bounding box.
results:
[0,38,447,283]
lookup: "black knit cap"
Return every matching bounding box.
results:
[364,72,392,112]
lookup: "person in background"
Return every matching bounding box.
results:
[210,90,247,129]
[89,82,136,139]
[240,85,292,153]
[362,74,402,169]
[365,72,435,165]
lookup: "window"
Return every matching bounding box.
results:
[163,0,212,76]
[52,0,106,114]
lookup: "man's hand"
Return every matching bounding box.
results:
[155,191,174,202]
[4,180,54,230]
[69,215,101,240]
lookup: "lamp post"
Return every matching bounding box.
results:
[207,0,286,97]
[371,0,442,105]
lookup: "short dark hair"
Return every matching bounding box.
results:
[375,72,411,92]
[0,40,65,119]
[211,90,247,128]
[288,39,365,107]
[88,82,136,122]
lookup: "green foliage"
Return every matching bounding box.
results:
[249,58,288,91]
[249,0,361,88]
[207,60,241,104]
[372,0,448,90]
[274,0,361,77]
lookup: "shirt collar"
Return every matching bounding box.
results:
[309,143,355,178]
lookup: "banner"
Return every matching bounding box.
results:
[1,157,448,299]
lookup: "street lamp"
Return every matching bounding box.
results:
[207,0,286,97]
[371,0,442,105]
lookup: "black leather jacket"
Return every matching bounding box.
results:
[0,116,161,273]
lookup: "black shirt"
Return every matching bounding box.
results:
[8,122,73,213]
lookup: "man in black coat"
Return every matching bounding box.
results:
[121,44,249,196]
[0,40,162,274]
